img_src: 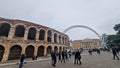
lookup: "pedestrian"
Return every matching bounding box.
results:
[74,51,77,64]
[111,47,119,60]
[74,51,82,65]
[51,51,57,67]
[97,49,100,54]
[19,54,25,68]
[61,50,66,63]
[65,50,68,61]
[58,51,62,61]
[77,51,82,65]
[88,49,92,55]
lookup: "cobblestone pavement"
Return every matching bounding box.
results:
[0,52,120,68]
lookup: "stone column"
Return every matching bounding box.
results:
[35,31,39,41]
[21,45,26,54]
[52,45,54,51]
[8,26,15,39]
[52,33,54,43]
[34,46,38,56]
[45,31,48,43]
[1,45,10,62]
[24,29,28,40]
[58,46,60,52]
[44,46,47,56]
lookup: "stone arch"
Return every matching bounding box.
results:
[47,30,52,42]
[37,45,44,57]
[0,45,5,62]
[47,46,52,54]
[8,45,22,60]
[28,27,37,40]
[25,45,34,58]
[0,23,11,37]
[15,25,25,37]
[54,46,58,52]
[39,29,45,40]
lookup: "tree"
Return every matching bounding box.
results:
[114,24,120,34]
[106,35,120,47]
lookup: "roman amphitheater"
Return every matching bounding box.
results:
[0,18,69,62]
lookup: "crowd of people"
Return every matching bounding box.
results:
[18,47,120,68]
[50,49,82,67]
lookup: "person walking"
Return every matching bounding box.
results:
[61,50,66,63]
[74,51,77,64]
[77,51,82,65]
[19,54,25,68]
[51,51,57,67]
[58,51,62,61]
[112,47,119,60]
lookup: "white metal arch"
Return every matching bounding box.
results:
[63,25,101,39]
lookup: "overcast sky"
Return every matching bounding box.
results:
[0,0,119,40]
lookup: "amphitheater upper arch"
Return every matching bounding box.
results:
[47,29,53,33]
[0,21,12,27]
[14,23,26,29]
[28,26,38,31]
[39,28,46,31]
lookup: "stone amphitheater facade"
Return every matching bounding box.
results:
[0,18,69,62]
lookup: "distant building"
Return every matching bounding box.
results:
[0,17,69,62]
[72,38,100,50]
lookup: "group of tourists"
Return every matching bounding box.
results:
[74,50,82,65]
[50,49,82,67]
[50,50,72,67]
[88,48,101,55]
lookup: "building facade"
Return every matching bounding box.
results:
[72,38,100,49]
[0,18,69,62]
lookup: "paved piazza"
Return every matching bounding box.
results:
[0,52,120,68]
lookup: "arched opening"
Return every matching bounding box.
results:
[59,35,61,44]
[8,45,22,60]
[28,27,36,40]
[62,37,64,44]
[59,46,62,52]
[54,46,58,52]
[25,45,34,58]
[15,25,25,37]
[0,23,10,37]
[47,46,52,54]
[63,47,65,51]
[39,30,45,40]
[0,45,5,62]
[47,30,52,42]
[54,33,57,43]
[37,46,44,57]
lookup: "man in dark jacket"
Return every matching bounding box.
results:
[112,47,119,60]
[51,51,57,67]
[19,54,25,68]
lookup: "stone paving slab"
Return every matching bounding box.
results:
[0,52,120,68]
